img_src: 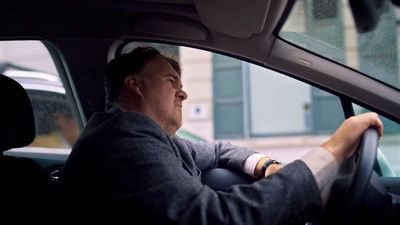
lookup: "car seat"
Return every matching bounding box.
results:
[0,74,53,224]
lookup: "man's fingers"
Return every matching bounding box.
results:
[363,112,383,138]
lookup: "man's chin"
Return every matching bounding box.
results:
[175,121,183,130]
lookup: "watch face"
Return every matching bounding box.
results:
[269,158,281,164]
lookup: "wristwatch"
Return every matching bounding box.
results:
[261,158,282,176]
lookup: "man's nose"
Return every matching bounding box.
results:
[177,89,188,101]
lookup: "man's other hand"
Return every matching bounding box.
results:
[321,112,383,163]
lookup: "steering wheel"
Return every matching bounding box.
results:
[201,168,255,190]
[325,127,379,224]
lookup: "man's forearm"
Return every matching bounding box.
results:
[244,146,339,204]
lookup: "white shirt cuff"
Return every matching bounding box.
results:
[243,153,267,177]
[301,146,339,205]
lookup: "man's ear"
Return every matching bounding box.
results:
[124,75,144,97]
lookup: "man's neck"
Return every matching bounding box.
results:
[113,102,177,137]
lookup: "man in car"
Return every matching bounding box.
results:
[58,46,383,225]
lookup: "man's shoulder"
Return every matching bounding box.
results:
[77,111,169,145]
[74,112,175,156]
[87,111,162,132]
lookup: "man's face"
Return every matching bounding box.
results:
[140,56,188,135]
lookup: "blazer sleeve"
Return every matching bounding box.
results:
[111,137,323,225]
[172,136,258,172]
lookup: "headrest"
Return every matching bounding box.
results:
[0,74,35,152]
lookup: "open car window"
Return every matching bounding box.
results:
[119,42,344,163]
[118,41,400,177]
[1,40,80,151]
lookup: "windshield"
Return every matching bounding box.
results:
[279,0,400,90]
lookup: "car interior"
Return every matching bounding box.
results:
[1,0,400,224]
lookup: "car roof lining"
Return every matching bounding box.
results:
[3,0,273,39]
[131,13,208,41]
[193,0,272,38]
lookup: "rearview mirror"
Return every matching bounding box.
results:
[349,0,386,33]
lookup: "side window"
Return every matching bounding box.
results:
[212,54,344,139]
[0,41,80,150]
[353,104,400,177]
[120,42,345,163]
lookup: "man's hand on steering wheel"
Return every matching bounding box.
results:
[319,112,383,225]
[321,112,383,163]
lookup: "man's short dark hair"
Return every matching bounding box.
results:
[105,46,161,111]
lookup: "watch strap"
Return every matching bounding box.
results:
[261,158,281,176]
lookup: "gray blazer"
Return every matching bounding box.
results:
[58,109,323,225]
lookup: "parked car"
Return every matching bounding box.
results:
[0,0,400,224]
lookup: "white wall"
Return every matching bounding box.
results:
[249,64,312,135]
[180,47,214,141]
